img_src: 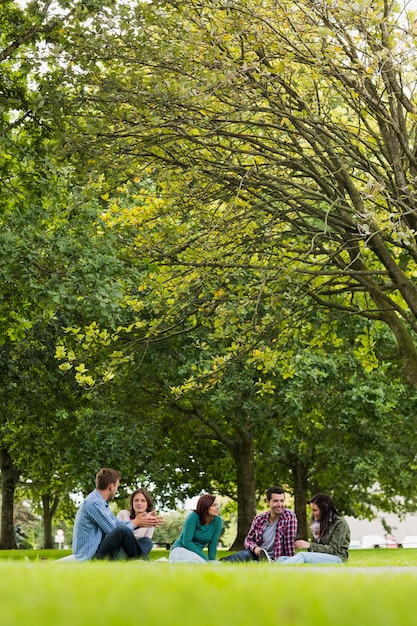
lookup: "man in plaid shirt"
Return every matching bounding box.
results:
[221,486,297,563]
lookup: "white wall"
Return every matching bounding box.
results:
[345,512,417,543]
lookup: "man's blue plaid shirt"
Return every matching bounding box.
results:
[72,489,133,560]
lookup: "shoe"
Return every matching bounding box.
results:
[258,548,272,563]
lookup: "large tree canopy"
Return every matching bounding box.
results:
[43,0,417,389]
[4,0,417,546]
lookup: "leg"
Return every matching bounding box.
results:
[137,536,153,560]
[300,552,343,564]
[276,553,306,564]
[95,525,141,561]
[54,554,76,562]
[220,549,257,562]
[169,547,207,563]
[278,552,343,565]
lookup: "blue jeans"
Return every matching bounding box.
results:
[137,536,153,560]
[220,549,258,562]
[278,552,342,565]
[94,525,141,560]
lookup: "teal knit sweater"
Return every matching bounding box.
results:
[171,511,223,561]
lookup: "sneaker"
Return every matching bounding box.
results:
[258,548,273,563]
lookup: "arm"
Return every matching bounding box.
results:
[281,512,297,557]
[117,509,131,523]
[86,499,129,535]
[133,525,155,539]
[181,513,207,560]
[131,510,165,531]
[207,517,223,561]
[244,515,263,553]
[306,518,350,556]
[117,509,158,538]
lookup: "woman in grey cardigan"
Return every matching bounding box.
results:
[277,493,350,565]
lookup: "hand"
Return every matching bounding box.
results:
[294,539,310,550]
[254,547,262,557]
[133,511,165,529]
[150,511,165,527]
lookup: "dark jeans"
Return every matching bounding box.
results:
[220,549,258,563]
[118,536,154,561]
[94,525,141,561]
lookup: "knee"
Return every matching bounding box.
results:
[140,537,153,546]
[116,524,132,537]
[138,537,153,552]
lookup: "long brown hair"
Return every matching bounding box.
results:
[195,494,216,524]
[128,488,154,519]
[310,493,340,538]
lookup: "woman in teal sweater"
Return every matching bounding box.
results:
[169,494,222,563]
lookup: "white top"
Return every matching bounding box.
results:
[117,509,155,539]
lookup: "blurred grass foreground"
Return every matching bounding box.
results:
[2,549,417,626]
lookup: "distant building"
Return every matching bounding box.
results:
[346,511,417,545]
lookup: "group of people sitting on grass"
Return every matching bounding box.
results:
[70,467,350,565]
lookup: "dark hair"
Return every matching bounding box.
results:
[266,486,285,501]
[310,493,340,537]
[128,488,154,519]
[95,468,122,491]
[195,494,216,524]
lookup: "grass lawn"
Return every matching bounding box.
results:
[1,546,417,566]
[1,548,417,625]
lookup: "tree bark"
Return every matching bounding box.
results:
[228,435,257,551]
[0,449,20,550]
[41,493,60,549]
[292,460,309,540]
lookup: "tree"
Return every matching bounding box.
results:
[50,167,417,543]
[269,344,417,537]
[0,449,19,549]
[5,0,417,544]
[47,0,417,389]
[0,1,150,543]
[67,296,417,546]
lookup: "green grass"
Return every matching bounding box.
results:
[2,557,417,626]
[2,546,417,565]
[1,549,417,625]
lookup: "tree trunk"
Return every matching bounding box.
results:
[228,436,257,551]
[42,492,60,549]
[292,460,309,540]
[41,494,53,549]
[0,449,20,549]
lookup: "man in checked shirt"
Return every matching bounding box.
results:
[221,486,297,563]
[72,468,164,561]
